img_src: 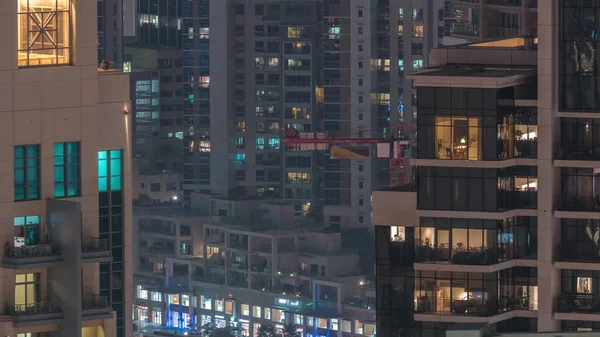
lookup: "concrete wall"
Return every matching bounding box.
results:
[47,199,83,336]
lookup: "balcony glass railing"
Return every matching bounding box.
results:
[556,144,600,161]
[486,0,522,6]
[415,246,500,265]
[558,293,600,313]
[557,195,600,212]
[558,243,600,262]
[82,295,110,310]
[81,238,108,253]
[488,27,521,39]
[4,244,60,258]
[451,22,480,37]
[9,302,61,316]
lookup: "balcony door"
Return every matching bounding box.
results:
[14,273,40,311]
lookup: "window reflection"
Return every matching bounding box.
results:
[435,117,481,160]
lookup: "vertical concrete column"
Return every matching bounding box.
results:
[536,1,560,332]
[272,238,279,288]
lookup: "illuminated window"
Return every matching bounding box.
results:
[18,0,71,67]
[412,25,424,38]
[123,61,131,73]
[287,27,304,38]
[390,226,405,242]
[286,172,311,184]
[241,303,250,316]
[14,145,40,201]
[252,305,262,318]
[54,142,80,197]
[236,121,246,132]
[200,76,210,88]
[14,273,39,312]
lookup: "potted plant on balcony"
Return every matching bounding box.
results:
[416,237,433,261]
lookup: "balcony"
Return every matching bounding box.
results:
[139,224,175,236]
[415,246,500,266]
[81,238,111,263]
[8,302,63,328]
[2,244,62,269]
[557,195,600,212]
[486,0,522,6]
[488,27,521,39]
[82,295,112,320]
[556,144,600,161]
[558,293,600,314]
[450,22,480,37]
[558,243,600,263]
[138,263,166,276]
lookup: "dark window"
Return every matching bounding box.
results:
[235,4,244,15]
[255,4,264,15]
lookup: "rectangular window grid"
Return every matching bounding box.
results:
[14,144,40,201]
[54,142,80,197]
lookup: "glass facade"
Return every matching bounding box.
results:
[98,150,124,337]
[182,0,211,206]
[14,145,40,201]
[417,88,538,161]
[560,0,600,110]
[54,142,80,198]
[18,0,71,67]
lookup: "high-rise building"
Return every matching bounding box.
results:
[368,1,600,335]
[2,1,133,336]
[179,0,443,224]
[98,0,124,65]
[443,0,537,44]
[373,36,539,336]
[132,196,376,335]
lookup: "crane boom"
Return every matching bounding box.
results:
[282,126,415,188]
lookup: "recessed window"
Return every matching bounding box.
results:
[18,0,71,67]
[14,145,40,201]
[54,142,80,197]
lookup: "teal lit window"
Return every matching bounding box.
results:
[14,145,40,201]
[256,137,265,150]
[13,215,41,246]
[98,150,122,192]
[54,142,80,198]
[267,137,280,150]
[235,153,246,165]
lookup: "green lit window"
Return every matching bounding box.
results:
[98,150,122,192]
[54,142,80,197]
[14,145,40,201]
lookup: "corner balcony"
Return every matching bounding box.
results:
[7,302,63,328]
[2,244,62,269]
[557,195,600,213]
[82,295,112,320]
[414,296,537,324]
[555,243,600,270]
[556,293,600,321]
[81,238,111,263]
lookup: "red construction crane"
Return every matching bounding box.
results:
[282,124,415,187]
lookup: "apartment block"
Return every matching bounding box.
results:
[444,0,538,44]
[373,1,600,334]
[0,0,133,336]
[132,197,376,336]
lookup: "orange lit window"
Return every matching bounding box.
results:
[18,0,71,67]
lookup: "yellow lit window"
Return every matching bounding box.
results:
[412,25,424,38]
[287,27,303,38]
[18,0,71,67]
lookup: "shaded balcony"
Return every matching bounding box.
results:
[82,295,112,320]
[558,195,600,212]
[414,221,537,266]
[558,293,600,314]
[558,243,600,263]
[2,244,62,269]
[7,302,63,328]
[557,144,600,161]
[558,270,600,315]
[81,238,111,263]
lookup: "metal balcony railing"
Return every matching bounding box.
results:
[81,238,108,253]
[9,302,61,316]
[82,295,110,310]
[4,244,60,258]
